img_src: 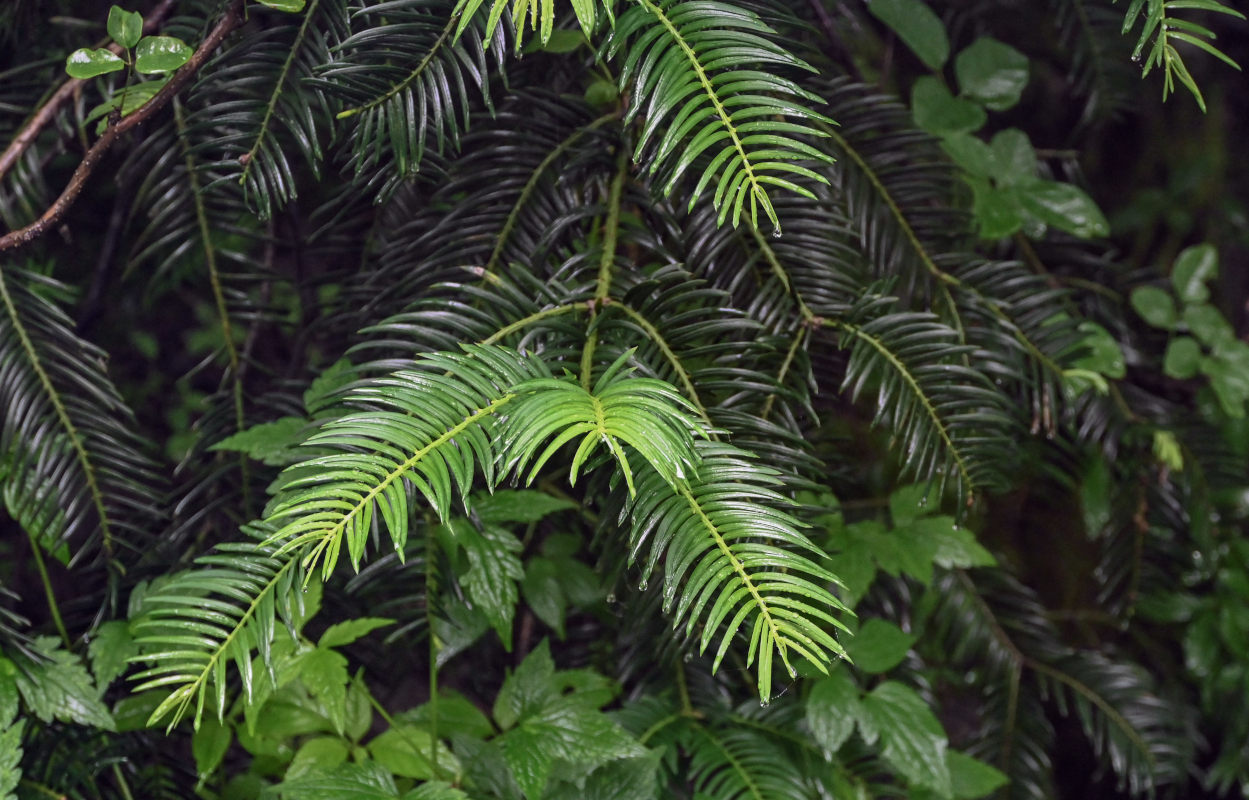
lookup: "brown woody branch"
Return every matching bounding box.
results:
[0,0,243,255]
[0,0,178,185]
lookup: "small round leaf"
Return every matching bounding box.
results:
[1164,337,1201,379]
[1130,286,1177,329]
[257,0,308,10]
[134,35,192,74]
[955,37,1030,111]
[1171,244,1218,304]
[65,48,126,79]
[107,6,144,49]
[912,76,986,135]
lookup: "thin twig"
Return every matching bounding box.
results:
[0,0,243,254]
[0,0,177,184]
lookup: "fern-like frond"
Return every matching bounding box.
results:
[0,265,163,566]
[326,0,507,186]
[179,1,347,218]
[266,346,550,578]
[129,535,305,728]
[829,297,1016,504]
[608,0,835,231]
[625,440,850,700]
[683,716,813,800]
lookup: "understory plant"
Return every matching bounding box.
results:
[0,0,1247,798]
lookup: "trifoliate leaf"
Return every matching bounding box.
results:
[134,35,192,74]
[955,37,1030,110]
[867,0,950,69]
[806,667,862,751]
[65,48,125,79]
[844,619,916,674]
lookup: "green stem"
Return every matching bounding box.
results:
[613,302,710,424]
[580,149,628,390]
[111,763,135,800]
[27,530,70,648]
[761,325,807,421]
[478,303,581,345]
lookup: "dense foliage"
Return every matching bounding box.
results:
[0,0,1247,798]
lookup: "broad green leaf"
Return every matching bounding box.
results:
[806,667,862,751]
[929,523,996,569]
[1171,244,1218,303]
[522,557,568,636]
[65,48,125,79]
[0,657,21,800]
[287,737,350,780]
[955,37,1029,110]
[107,6,143,49]
[402,781,469,800]
[88,620,137,688]
[940,133,996,178]
[971,181,1023,238]
[368,726,460,780]
[990,128,1038,185]
[1017,180,1108,238]
[134,35,192,74]
[844,619,916,673]
[860,682,951,796]
[319,618,395,649]
[947,750,1009,799]
[493,640,556,730]
[209,417,308,465]
[545,751,662,800]
[257,0,308,10]
[1130,286,1177,329]
[192,717,231,779]
[398,691,496,740]
[1071,321,1126,379]
[1183,303,1234,347]
[84,77,170,134]
[474,490,576,524]
[1164,336,1202,379]
[912,77,987,135]
[264,762,400,799]
[14,638,115,730]
[867,0,950,69]
[1203,343,1249,417]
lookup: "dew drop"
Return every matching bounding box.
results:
[638,580,648,591]
[918,497,928,508]
[787,666,797,679]
[760,699,771,708]
[606,592,617,604]
[1131,53,1142,63]
[772,228,782,239]
[683,651,694,663]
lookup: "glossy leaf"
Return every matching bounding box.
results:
[107,6,143,49]
[134,35,192,74]
[65,48,125,79]
[955,37,1030,110]
[867,0,950,69]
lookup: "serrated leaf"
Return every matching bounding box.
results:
[867,0,950,69]
[298,649,349,735]
[947,750,1008,799]
[458,522,525,649]
[304,359,355,415]
[844,619,916,673]
[14,638,115,731]
[318,618,395,649]
[134,35,192,74]
[1071,321,1126,379]
[88,620,137,688]
[493,640,556,731]
[265,762,400,799]
[107,6,143,49]
[209,417,308,465]
[65,48,125,79]
[955,37,1029,110]
[860,682,951,796]
[474,490,576,524]
[806,667,862,751]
